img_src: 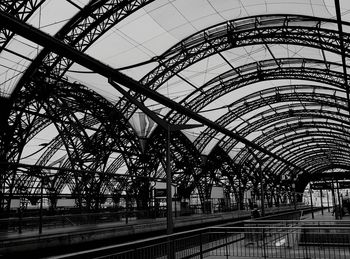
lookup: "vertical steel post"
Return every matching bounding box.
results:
[174,194,177,218]
[18,203,22,234]
[199,232,203,259]
[225,230,229,259]
[39,176,44,234]
[334,0,350,115]
[320,189,324,215]
[166,126,175,259]
[327,190,330,212]
[309,187,314,219]
[262,228,267,259]
[292,183,296,210]
[166,125,173,235]
[0,174,3,212]
[125,199,129,225]
[336,179,342,219]
[260,162,265,217]
[238,176,241,211]
[331,180,337,218]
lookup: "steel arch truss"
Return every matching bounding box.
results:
[212,85,350,190]
[0,0,45,53]
[4,6,350,210]
[142,15,348,89]
[171,58,347,125]
[2,75,144,210]
[116,14,350,119]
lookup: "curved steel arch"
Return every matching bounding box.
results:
[141,14,348,91]
[12,0,154,99]
[229,112,350,162]
[265,135,350,177]
[254,123,350,170]
[288,144,349,171]
[2,1,156,207]
[195,145,254,205]
[5,78,144,209]
[218,104,350,188]
[6,9,348,173]
[302,162,350,181]
[222,98,350,150]
[110,14,350,120]
[144,127,204,201]
[289,148,350,182]
[5,4,350,211]
[177,59,345,115]
[195,84,348,152]
[44,89,142,209]
[227,110,349,180]
[0,0,45,55]
[170,58,347,125]
[235,136,350,192]
[267,137,350,181]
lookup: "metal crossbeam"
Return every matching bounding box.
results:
[0,10,304,172]
[0,161,167,181]
[334,0,350,114]
[196,86,349,152]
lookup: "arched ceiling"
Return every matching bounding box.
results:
[1,0,350,200]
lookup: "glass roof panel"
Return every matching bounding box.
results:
[80,0,337,80]
[0,35,43,97]
[65,64,121,104]
[4,0,350,185]
[27,0,80,35]
[201,132,225,155]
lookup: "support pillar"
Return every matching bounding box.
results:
[39,177,44,234]
[331,180,337,218]
[166,126,173,235]
[259,163,265,217]
[327,190,330,212]
[336,179,342,219]
[320,189,324,215]
[309,187,314,219]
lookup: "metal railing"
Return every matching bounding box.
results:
[0,204,307,235]
[208,224,350,259]
[51,218,350,259]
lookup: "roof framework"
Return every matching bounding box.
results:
[1,0,350,210]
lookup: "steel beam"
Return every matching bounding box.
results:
[0,10,304,172]
[0,161,167,181]
[334,0,350,114]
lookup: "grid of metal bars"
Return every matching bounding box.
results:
[59,220,350,259]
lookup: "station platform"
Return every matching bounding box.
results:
[204,208,350,259]
[0,206,306,258]
[0,210,250,257]
[301,207,350,221]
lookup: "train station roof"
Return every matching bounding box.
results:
[1,0,350,195]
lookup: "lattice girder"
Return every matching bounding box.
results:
[196,84,347,152]
[171,58,346,126]
[216,108,350,191]
[13,0,154,101]
[2,77,145,209]
[109,15,350,120]
[204,146,249,205]
[139,127,203,203]
[252,110,350,159]
[0,0,45,52]
[228,109,350,181]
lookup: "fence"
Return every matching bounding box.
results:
[208,224,350,259]
[0,204,307,235]
[52,219,350,259]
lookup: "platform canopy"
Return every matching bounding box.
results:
[1,0,350,206]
